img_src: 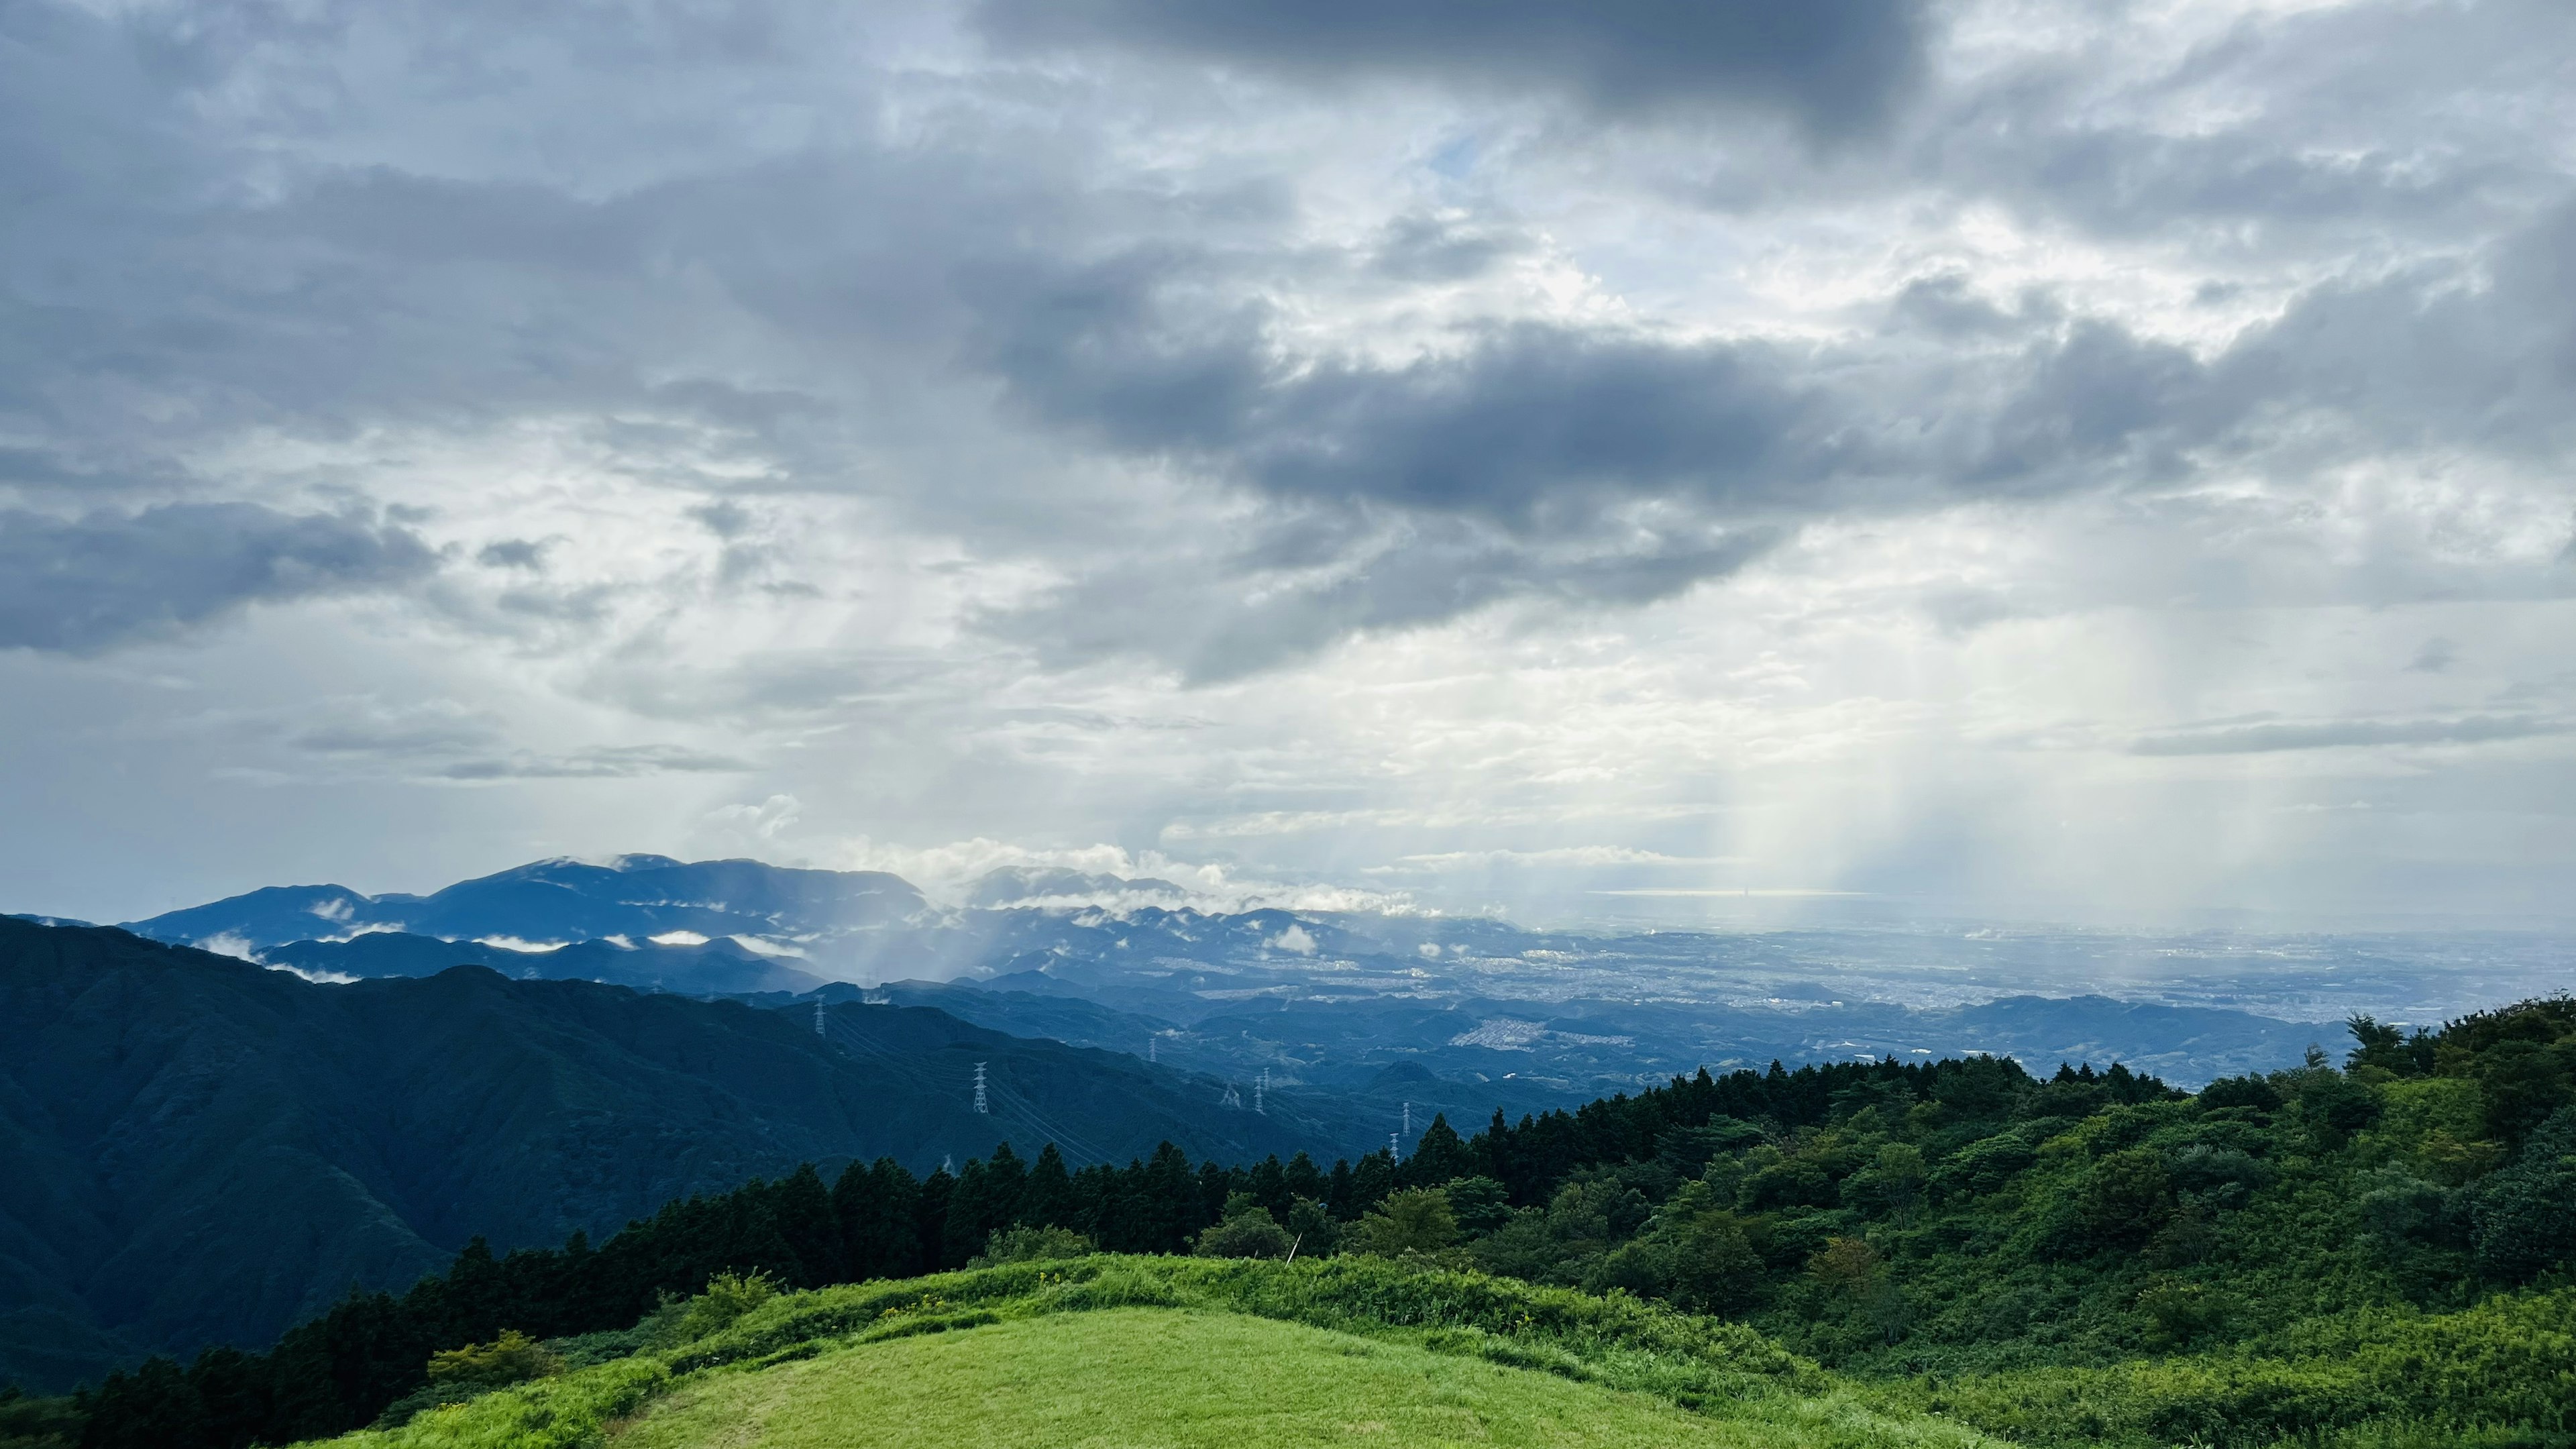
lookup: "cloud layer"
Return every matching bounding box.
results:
[1,0,2571,926]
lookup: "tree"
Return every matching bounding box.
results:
[1443,1175,1514,1235]
[1193,1194,1295,1259]
[1405,1114,1470,1185]
[1349,1188,1458,1256]
[2076,1149,2175,1250]
[2470,1107,2576,1280]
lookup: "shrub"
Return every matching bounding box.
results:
[678,1271,777,1343]
[425,1330,560,1390]
[1195,1196,1295,1259]
[972,1225,1096,1267]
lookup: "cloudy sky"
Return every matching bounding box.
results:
[4,0,2573,927]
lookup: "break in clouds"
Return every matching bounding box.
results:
[2,0,2573,925]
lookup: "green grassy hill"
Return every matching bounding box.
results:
[302,1256,1998,1449]
[626,1310,1829,1449]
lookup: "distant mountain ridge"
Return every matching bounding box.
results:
[261,931,830,996]
[121,855,928,954]
[103,854,2357,1097]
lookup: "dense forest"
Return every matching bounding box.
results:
[9,994,2572,1448]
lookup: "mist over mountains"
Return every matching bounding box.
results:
[90,852,2557,1095]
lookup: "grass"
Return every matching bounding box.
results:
[620,1307,1805,1449]
[300,1256,2003,1449]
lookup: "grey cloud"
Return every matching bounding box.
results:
[977,262,2235,523]
[9,0,2571,690]
[476,539,550,569]
[435,745,755,780]
[1371,215,1520,284]
[961,180,2576,673]
[2131,715,2571,757]
[976,0,1933,139]
[690,501,753,538]
[0,503,437,653]
[991,517,1783,682]
[1911,0,2576,251]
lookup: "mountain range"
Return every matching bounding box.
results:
[93,853,2349,1093]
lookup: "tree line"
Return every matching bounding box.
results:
[54,1051,2057,1448]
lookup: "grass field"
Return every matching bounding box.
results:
[305,1257,2002,1449]
[619,1307,1789,1449]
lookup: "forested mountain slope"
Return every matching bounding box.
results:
[0,920,1344,1390]
[16,986,2573,1446]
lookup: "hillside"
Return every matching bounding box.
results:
[20,991,2575,1447]
[303,1258,1998,1449]
[0,919,1352,1390]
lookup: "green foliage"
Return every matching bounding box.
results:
[675,1271,777,1344]
[1193,1194,1295,1259]
[969,1225,1095,1267]
[62,991,2576,1449]
[425,1332,559,1391]
[0,1387,80,1449]
[1348,1187,1460,1257]
[2469,1108,2576,1279]
[313,1356,666,1449]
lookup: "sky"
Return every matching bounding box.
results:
[3,0,2574,928]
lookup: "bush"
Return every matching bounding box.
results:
[1195,1196,1295,1259]
[677,1271,777,1343]
[972,1225,1097,1267]
[425,1330,561,1391]
[1349,1189,1460,1256]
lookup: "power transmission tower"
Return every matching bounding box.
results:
[1221,1082,1242,1109]
[973,1062,989,1114]
[1148,1034,1157,1064]
[813,998,826,1036]
[1390,1130,1400,1158]
[1255,1067,1267,1115]
[1403,1100,1411,1142]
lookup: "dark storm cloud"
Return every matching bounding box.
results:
[972,250,2233,521]
[5,0,2569,688]
[977,0,1933,138]
[0,503,437,653]
[957,175,2576,674]
[985,515,1784,682]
